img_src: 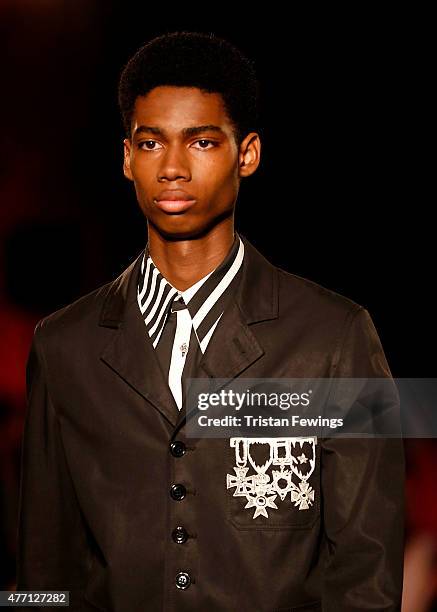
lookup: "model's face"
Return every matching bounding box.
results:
[123,86,260,239]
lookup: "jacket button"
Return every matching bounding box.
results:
[170,484,186,501]
[172,526,189,544]
[175,571,191,590]
[170,441,186,457]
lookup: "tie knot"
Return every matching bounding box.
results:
[170,296,187,312]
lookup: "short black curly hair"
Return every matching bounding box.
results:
[118,31,261,147]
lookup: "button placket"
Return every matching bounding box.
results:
[169,435,196,598]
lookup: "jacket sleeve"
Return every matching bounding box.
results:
[16,320,91,609]
[321,307,405,612]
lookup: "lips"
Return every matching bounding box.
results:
[154,190,197,214]
[155,190,196,201]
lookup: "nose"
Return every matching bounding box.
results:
[157,145,191,182]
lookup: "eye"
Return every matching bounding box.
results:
[138,140,163,151]
[192,139,217,150]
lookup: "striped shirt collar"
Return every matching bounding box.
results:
[137,232,245,353]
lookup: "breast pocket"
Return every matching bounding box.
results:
[226,436,320,529]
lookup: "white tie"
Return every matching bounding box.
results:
[168,303,192,410]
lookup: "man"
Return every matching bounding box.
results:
[16,31,405,611]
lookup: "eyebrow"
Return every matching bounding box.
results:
[133,124,226,138]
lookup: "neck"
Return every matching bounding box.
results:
[147,218,235,291]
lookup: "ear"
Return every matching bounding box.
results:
[123,138,133,181]
[238,132,261,178]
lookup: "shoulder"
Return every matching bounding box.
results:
[241,235,370,347]
[33,279,113,346]
[241,234,364,325]
[273,265,388,374]
[276,264,364,326]
[32,249,142,346]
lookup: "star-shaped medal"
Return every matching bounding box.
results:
[244,493,278,518]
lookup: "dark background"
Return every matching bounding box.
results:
[0,1,435,605]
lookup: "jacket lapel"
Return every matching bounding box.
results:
[196,233,279,379]
[98,233,279,429]
[99,250,182,426]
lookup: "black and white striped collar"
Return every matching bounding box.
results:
[137,232,245,352]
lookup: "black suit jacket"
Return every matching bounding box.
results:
[16,233,405,611]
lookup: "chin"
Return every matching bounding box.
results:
[149,216,217,241]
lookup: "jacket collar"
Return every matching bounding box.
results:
[99,232,279,428]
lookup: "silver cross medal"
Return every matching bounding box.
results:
[180,342,188,357]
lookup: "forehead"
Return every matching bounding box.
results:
[132,86,232,132]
